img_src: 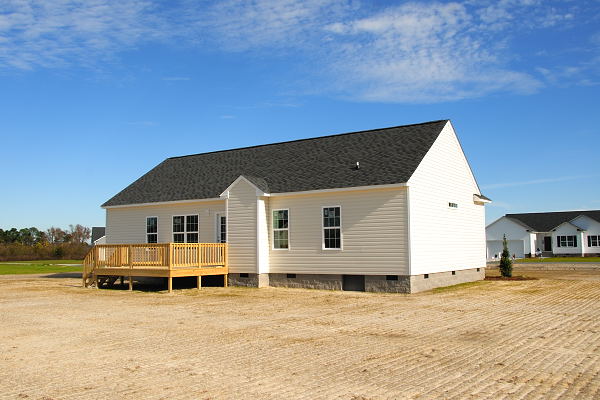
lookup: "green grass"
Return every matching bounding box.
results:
[0,259,82,275]
[515,257,600,263]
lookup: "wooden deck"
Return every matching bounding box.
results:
[83,243,228,292]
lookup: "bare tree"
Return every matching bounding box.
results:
[68,224,91,244]
[46,227,66,244]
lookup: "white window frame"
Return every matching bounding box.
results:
[171,214,199,243]
[322,205,342,250]
[215,213,227,243]
[588,235,600,247]
[272,208,290,250]
[557,235,576,248]
[146,216,158,244]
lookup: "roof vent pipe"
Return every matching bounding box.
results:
[355,161,360,170]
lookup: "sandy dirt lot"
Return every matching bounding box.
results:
[1,269,599,400]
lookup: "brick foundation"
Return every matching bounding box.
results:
[228,268,485,293]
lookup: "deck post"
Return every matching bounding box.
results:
[128,245,133,292]
[197,275,202,290]
[168,276,173,293]
[224,274,228,288]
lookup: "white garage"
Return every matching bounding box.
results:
[486,240,524,259]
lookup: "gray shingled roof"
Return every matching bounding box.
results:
[103,120,449,207]
[91,227,105,243]
[506,210,600,232]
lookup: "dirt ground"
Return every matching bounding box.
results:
[1,269,599,400]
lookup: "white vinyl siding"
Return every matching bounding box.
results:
[105,201,225,244]
[268,187,409,275]
[408,122,486,274]
[571,215,600,255]
[227,179,258,273]
[552,222,584,255]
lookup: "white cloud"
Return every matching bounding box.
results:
[162,76,191,81]
[0,0,164,70]
[322,2,542,102]
[0,0,597,103]
[195,0,354,51]
[481,175,594,190]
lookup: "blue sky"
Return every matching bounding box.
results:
[1,0,599,231]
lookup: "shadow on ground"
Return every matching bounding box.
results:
[97,275,226,292]
[42,272,83,279]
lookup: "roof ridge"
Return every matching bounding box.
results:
[507,209,600,216]
[168,119,449,160]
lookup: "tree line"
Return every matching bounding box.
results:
[0,225,91,245]
[0,224,91,261]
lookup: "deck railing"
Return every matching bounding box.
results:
[82,243,228,287]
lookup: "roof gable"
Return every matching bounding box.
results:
[103,120,448,207]
[505,210,600,232]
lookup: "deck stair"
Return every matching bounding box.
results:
[82,243,228,292]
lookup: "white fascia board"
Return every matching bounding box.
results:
[102,197,223,209]
[486,216,534,232]
[220,175,268,199]
[269,182,408,198]
[473,194,492,204]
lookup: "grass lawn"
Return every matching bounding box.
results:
[515,256,600,263]
[0,259,83,275]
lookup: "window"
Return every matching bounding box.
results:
[588,235,600,247]
[272,209,289,249]
[217,215,227,243]
[146,217,157,243]
[323,206,341,249]
[173,215,199,243]
[386,275,398,281]
[286,273,296,279]
[557,235,577,248]
[449,202,458,208]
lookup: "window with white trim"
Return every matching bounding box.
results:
[146,217,157,243]
[217,215,227,243]
[588,235,599,247]
[323,206,341,249]
[557,235,577,248]
[272,209,289,249]
[173,215,199,243]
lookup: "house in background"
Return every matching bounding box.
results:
[100,120,490,293]
[486,210,600,258]
[91,227,106,245]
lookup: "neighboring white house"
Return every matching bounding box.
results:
[101,120,490,293]
[91,227,106,246]
[486,211,600,259]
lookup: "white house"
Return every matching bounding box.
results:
[101,120,490,293]
[486,210,600,259]
[91,227,106,246]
